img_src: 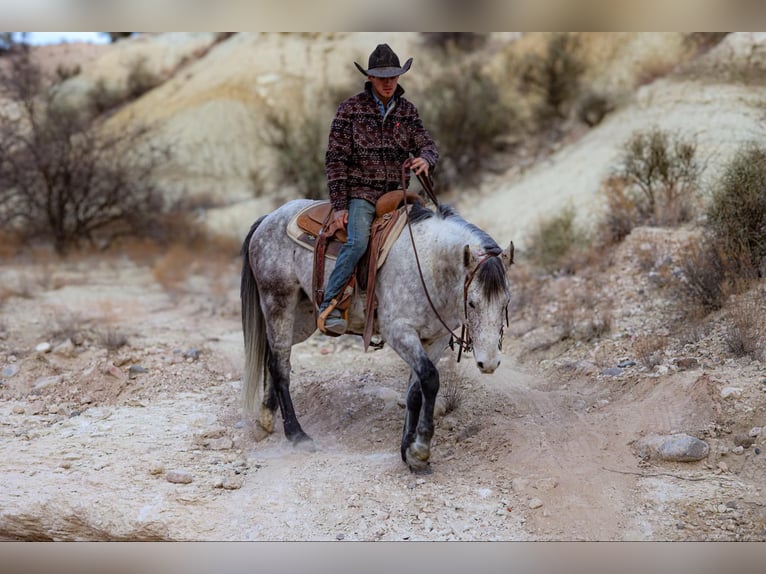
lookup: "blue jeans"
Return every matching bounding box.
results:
[320,198,376,311]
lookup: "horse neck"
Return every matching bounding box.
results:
[420,219,477,310]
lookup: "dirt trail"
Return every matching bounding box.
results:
[1,258,763,541]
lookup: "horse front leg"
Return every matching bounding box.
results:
[403,357,439,473]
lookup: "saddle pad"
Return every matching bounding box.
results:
[287,200,410,267]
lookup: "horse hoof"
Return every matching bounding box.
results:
[405,444,431,473]
[258,408,275,434]
[292,433,316,452]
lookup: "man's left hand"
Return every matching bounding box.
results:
[410,157,430,176]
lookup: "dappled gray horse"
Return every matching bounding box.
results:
[241,200,513,471]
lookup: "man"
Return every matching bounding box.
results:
[319,43,439,335]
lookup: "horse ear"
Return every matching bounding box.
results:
[463,244,472,268]
[502,241,515,267]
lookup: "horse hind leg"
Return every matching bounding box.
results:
[267,347,314,450]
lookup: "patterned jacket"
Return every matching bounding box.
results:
[325,82,438,212]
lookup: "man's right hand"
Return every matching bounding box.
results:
[332,209,348,232]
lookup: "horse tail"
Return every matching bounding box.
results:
[240,216,268,415]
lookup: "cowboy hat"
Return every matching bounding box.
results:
[354,43,413,78]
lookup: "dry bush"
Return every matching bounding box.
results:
[439,364,468,414]
[683,33,730,54]
[152,243,198,294]
[576,91,612,127]
[0,51,171,255]
[258,102,329,200]
[617,128,700,227]
[417,63,521,190]
[707,143,766,277]
[633,334,667,369]
[420,33,488,52]
[598,175,640,246]
[97,327,129,351]
[527,205,589,274]
[518,33,586,128]
[724,290,764,359]
[677,238,742,313]
[125,56,163,99]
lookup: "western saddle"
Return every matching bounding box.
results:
[288,189,424,349]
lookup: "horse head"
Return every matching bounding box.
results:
[462,241,514,374]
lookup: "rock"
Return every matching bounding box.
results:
[12,405,25,415]
[636,433,710,462]
[535,477,559,491]
[222,474,244,490]
[166,470,193,484]
[717,461,729,473]
[32,375,62,392]
[617,360,636,368]
[183,349,201,361]
[149,464,165,476]
[2,364,19,377]
[128,365,148,378]
[53,339,75,357]
[205,437,234,451]
[103,363,125,380]
[732,446,745,455]
[674,358,699,370]
[336,533,345,541]
[749,427,762,438]
[35,342,51,353]
[733,434,755,448]
[602,367,623,377]
[720,387,743,399]
[528,498,544,509]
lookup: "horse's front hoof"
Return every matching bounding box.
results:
[405,442,431,473]
[291,432,316,452]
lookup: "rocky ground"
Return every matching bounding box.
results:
[1,231,764,541]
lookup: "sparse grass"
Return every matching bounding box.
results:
[724,290,764,359]
[633,334,667,369]
[152,244,197,294]
[439,365,468,414]
[97,327,129,351]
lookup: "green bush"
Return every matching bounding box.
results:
[707,143,766,276]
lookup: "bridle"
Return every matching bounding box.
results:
[400,160,508,362]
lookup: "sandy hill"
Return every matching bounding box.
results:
[18,32,766,244]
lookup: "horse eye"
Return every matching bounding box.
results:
[468,300,476,309]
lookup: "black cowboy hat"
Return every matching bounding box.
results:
[354,43,413,78]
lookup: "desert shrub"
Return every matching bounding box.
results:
[677,238,739,313]
[599,128,699,243]
[259,104,328,200]
[97,327,129,351]
[418,64,520,189]
[55,63,81,82]
[519,33,586,127]
[420,33,488,52]
[633,334,667,369]
[724,290,763,359]
[125,56,163,99]
[0,51,172,255]
[683,33,730,53]
[526,205,589,274]
[576,91,612,127]
[706,143,766,276]
[87,78,126,114]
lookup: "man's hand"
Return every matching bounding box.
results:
[332,209,348,231]
[410,157,430,176]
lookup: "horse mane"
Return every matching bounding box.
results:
[409,203,508,299]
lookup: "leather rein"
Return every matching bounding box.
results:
[400,159,506,362]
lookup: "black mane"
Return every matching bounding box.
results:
[409,202,507,299]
